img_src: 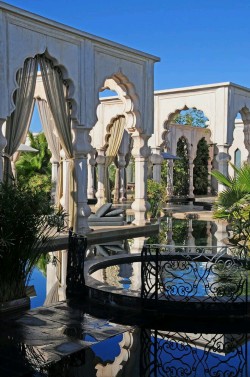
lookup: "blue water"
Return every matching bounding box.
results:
[28,268,46,309]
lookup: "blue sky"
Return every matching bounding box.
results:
[4,0,250,89]
[3,0,250,130]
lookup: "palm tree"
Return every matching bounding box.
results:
[211,163,250,219]
[211,164,250,253]
[16,132,52,192]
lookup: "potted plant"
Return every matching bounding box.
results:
[0,182,65,314]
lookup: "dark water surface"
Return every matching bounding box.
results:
[17,218,249,376]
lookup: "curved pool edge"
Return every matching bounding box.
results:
[83,253,250,323]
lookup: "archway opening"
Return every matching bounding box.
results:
[173,137,189,197]
[165,107,210,199]
[228,112,248,177]
[5,55,74,213]
[172,108,208,128]
[94,83,134,205]
[193,137,209,195]
[15,101,52,193]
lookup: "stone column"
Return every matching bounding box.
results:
[243,120,250,163]
[187,219,195,247]
[58,250,67,301]
[216,144,230,193]
[167,159,174,197]
[87,150,96,199]
[50,156,59,205]
[60,149,70,213]
[188,158,194,199]
[207,144,214,194]
[166,216,175,247]
[113,167,120,204]
[130,237,145,291]
[126,160,134,183]
[0,119,7,182]
[150,153,163,183]
[206,222,213,247]
[214,220,228,248]
[117,153,126,202]
[95,149,106,208]
[131,133,151,226]
[73,127,92,234]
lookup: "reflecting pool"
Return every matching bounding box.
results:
[15,217,249,377]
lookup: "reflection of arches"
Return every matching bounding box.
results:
[95,329,140,377]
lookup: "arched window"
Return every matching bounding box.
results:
[234,149,241,170]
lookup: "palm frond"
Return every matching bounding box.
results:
[210,170,233,187]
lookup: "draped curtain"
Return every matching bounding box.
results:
[37,99,61,205]
[104,116,125,202]
[4,57,38,183]
[39,56,75,227]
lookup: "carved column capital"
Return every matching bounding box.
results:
[117,153,126,168]
[131,133,151,159]
[150,153,163,165]
[72,126,93,157]
[96,154,106,165]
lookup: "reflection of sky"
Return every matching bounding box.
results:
[90,334,123,362]
[118,263,133,290]
[162,261,215,297]
[29,268,46,308]
[152,336,250,377]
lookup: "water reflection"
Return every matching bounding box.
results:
[148,218,228,247]
[6,218,247,376]
[139,330,249,377]
[2,327,248,376]
[43,219,230,307]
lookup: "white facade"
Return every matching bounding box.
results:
[95,83,250,198]
[0,2,159,232]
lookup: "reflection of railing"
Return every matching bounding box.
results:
[140,329,248,377]
[141,244,248,313]
[66,230,87,297]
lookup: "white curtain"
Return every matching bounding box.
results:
[104,116,125,202]
[4,58,38,183]
[37,99,61,205]
[37,99,60,163]
[39,56,75,227]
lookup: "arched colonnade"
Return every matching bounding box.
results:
[151,82,250,194]
[0,2,159,233]
[92,82,250,200]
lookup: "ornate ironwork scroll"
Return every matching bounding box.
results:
[141,245,248,311]
[66,230,87,297]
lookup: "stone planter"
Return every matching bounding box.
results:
[0,297,30,317]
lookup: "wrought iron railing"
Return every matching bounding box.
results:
[66,230,87,297]
[141,244,249,310]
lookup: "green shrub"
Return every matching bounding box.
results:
[0,183,65,302]
[147,179,166,219]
